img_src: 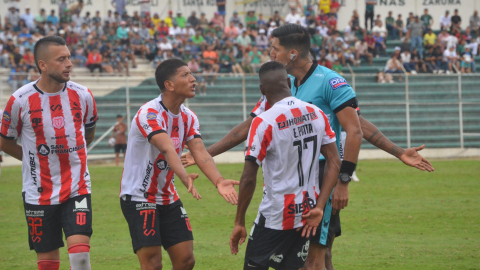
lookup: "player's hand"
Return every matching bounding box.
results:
[230,224,247,255]
[181,152,196,168]
[217,179,240,205]
[332,182,349,213]
[300,208,324,238]
[184,173,201,200]
[399,144,434,172]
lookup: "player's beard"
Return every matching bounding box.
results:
[48,70,70,84]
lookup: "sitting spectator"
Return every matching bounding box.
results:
[219,47,233,73]
[229,50,245,76]
[187,11,199,29]
[395,14,404,40]
[343,47,356,66]
[424,45,440,73]
[355,39,373,65]
[175,10,186,28]
[424,28,437,49]
[86,48,102,73]
[23,48,35,71]
[372,20,388,40]
[255,29,268,50]
[224,21,239,40]
[259,49,270,63]
[365,32,376,56]
[169,21,183,37]
[117,21,129,45]
[211,12,224,28]
[373,32,386,57]
[101,55,114,73]
[327,14,337,30]
[245,11,258,30]
[460,46,473,73]
[188,56,206,95]
[400,50,417,74]
[153,48,163,67]
[116,49,131,75]
[443,46,459,74]
[332,59,343,75]
[202,45,220,85]
[285,8,302,24]
[440,10,451,30]
[145,37,157,61]
[236,30,252,53]
[268,21,277,38]
[433,45,446,73]
[230,11,242,27]
[325,48,338,68]
[257,13,266,29]
[317,21,329,38]
[198,12,209,30]
[248,46,262,72]
[384,54,403,82]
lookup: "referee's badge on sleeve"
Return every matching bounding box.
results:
[328,78,349,90]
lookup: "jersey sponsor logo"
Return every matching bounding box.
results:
[90,115,97,122]
[51,134,70,140]
[277,112,318,130]
[52,116,65,129]
[50,104,62,111]
[32,118,43,127]
[28,109,43,114]
[74,112,82,122]
[146,112,157,120]
[28,151,39,186]
[172,137,180,149]
[140,161,154,193]
[172,125,179,132]
[136,202,156,210]
[142,124,151,130]
[286,193,315,214]
[37,144,50,156]
[328,77,349,90]
[269,254,283,263]
[71,102,82,111]
[2,111,11,122]
[74,198,90,212]
[245,144,256,152]
[297,240,310,261]
[156,159,169,170]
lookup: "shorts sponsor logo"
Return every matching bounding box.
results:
[146,112,157,120]
[297,240,310,261]
[328,77,349,90]
[74,198,90,212]
[76,212,86,225]
[2,111,11,122]
[37,144,50,156]
[180,207,188,218]
[52,116,65,129]
[136,202,156,211]
[25,210,44,217]
[172,137,180,149]
[269,254,283,263]
[28,109,43,114]
[140,161,154,193]
[28,151,39,186]
[156,159,168,170]
[185,218,192,231]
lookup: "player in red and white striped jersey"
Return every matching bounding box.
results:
[0,36,96,270]
[230,62,341,270]
[120,59,239,270]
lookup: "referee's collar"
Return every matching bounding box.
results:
[294,61,318,89]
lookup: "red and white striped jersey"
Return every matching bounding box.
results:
[119,95,201,205]
[245,96,336,230]
[0,81,98,205]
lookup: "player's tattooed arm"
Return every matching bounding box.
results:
[359,115,434,172]
[0,137,23,161]
[85,126,96,146]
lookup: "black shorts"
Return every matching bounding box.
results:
[245,223,310,269]
[310,160,341,248]
[114,144,127,153]
[23,193,93,253]
[120,196,193,253]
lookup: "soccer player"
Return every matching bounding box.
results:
[0,36,97,270]
[230,62,341,270]
[183,24,434,270]
[109,114,127,166]
[119,59,239,270]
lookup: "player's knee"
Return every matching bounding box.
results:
[179,255,195,270]
[144,256,162,270]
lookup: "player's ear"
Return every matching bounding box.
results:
[38,60,47,73]
[164,80,175,92]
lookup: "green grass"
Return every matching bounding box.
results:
[1,160,479,269]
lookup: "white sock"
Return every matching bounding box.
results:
[68,244,91,270]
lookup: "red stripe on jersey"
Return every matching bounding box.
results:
[290,108,303,125]
[257,125,273,162]
[16,107,23,135]
[67,89,88,195]
[161,111,169,129]
[246,117,263,156]
[135,109,148,138]
[265,101,271,111]
[301,191,309,226]
[276,113,287,130]
[28,93,53,205]
[161,170,175,205]
[49,95,73,204]
[306,106,317,120]
[172,181,179,202]
[1,95,15,136]
[319,110,335,139]
[87,89,97,123]
[161,117,180,205]
[181,111,189,148]
[187,115,197,138]
[146,154,163,203]
[251,98,263,114]
[282,194,296,230]
[147,108,162,132]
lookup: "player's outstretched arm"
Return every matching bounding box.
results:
[230,160,259,255]
[150,133,201,200]
[181,116,254,167]
[85,126,96,146]
[187,137,240,205]
[359,115,434,172]
[301,142,341,238]
[0,137,22,161]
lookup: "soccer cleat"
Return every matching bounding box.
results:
[352,171,360,182]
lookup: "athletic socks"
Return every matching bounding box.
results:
[37,260,60,270]
[68,243,91,270]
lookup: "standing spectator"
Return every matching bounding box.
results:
[396,14,404,40]
[349,10,363,34]
[21,8,35,31]
[365,0,376,30]
[330,0,341,17]
[285,8,302,24]
[86,48,102,73]
[59,0,68,21]
[423,28,437,49]
[440,10,451,30]
[373,31,386,57]
[164,10,174,27]
[110,115,128,166]
[470,10,479,37]
[256,29,268,50]
[188,11,199,29]
[451,9,462,31]
[355,38,373,65]
[113,0,126,17]
[385,11,397,40]
[175,10,186,28]
[245,11,258,30]
[420,9,433,28]
[408,16,425,58]
[443,46,459,74]
[35,9,47,25]
[202,45,220,85]
[47,9,59,26]
[400,50,417,74]
[217,0,226,16]
[5,6,21,29]
[139,0,151,17]
[319,0,331,16]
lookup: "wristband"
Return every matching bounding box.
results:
[340,160,356,176]
[215,177,224,188]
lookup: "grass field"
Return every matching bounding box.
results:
[1,160,479,270]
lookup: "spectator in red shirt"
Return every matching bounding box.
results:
[158,20,169,37]
[330,0,341,18]
[23,48,35,71]
[86,48,102,73]
[365,32,376,55]
[327,14,337,30]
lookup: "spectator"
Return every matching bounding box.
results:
[198,12,209,30]
[396,14,404,40]
[202,45,220,85]
[372,20,387,40]
[343,46,356,65]
[153,48,163,67]
[116,49,131,75]
[169,21,182,37]
[22,8,35,31]
[327,13,337,30]
[191,30,204,46]
[46,9,59,26]
[385,11,397,40]
[188,11,199,29]
[470,10,479,37]
[230,11,241,27]
[460,46,473,73]
[246,11,258,30]
[421,8,433,28]
[373,31,386,57]
[272,10,284,27]
[175,10,186,28]
[445,32,459,50]
[216,0,226,16]
[72,10,83,28]
[219,47,233,73]
[117,21,129,45]
[113,0,126,18]
[443,46,459,74]
[433,45,446,73]
[259,49,270,63]
[83,11,91,26]
[211,12,224,28]
[406,12,414,27]
[18,27,32,44]
[86,49,102,73]
[267,21,277,38]
[224,21,239,40]
[59,0,68,21]
[330,0,341,17]
[424,28,437,49]
[384,54,403,81]
[158,21,169,37]
[258,13,266,29]
[355,38,373,65]
[183,23,196,37]
[92,10,102,25]
[437,28,450,47]
[188,57,207,95]
[424,45,440,73]
[325,48,338,68]
[365,0,376,30]
[145,37,157,61]
[400,49,417,74]
[248,46,262,72]
[349,10,363,35]
[408,15,424,58]
[164,10,174,27]
[451,9,462,31]
[104,10,115,25]
[101,55,114,73]
[332,59,343,75]
[5,6,21,29]
[317,21,329,38]
[365,31,376,56]
[319,0,331,16]
[255,29,268,50]
[440,10,451,30]
[236,30,251,52]
[285,8,302,24]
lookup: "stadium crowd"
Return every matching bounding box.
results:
[1,0,479,88]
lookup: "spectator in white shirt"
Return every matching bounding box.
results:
[372,20,388,38]
[443,46,458,74]
[21,8,35,30]
[168,21,183,37]
[267,21,277,38]
[285,8,302,24]
[400,50,417,74]
[255,28,268,50]
[317,21,329,37]
[182,23,196,37]
[440,10,451,30]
